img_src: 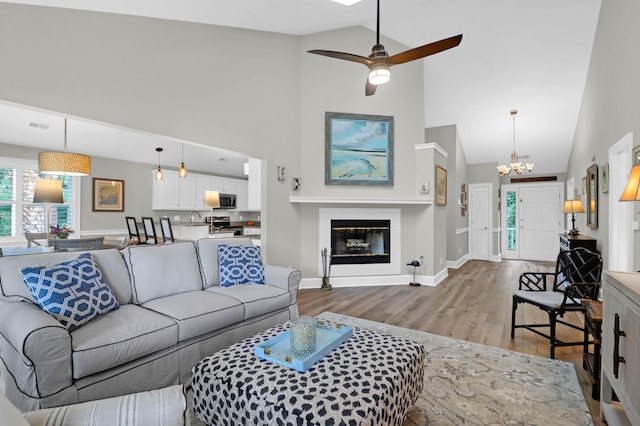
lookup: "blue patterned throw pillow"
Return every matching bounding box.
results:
[218,244,265,287]
[21,253,119,330]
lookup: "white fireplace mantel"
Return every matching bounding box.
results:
[289,196,432,205]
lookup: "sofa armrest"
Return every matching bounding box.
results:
[23,385,190,426]
[264,265,301,303]
[0,300,72,398]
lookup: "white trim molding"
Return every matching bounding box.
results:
[299,270,448,290]
[456,228,468,235]
[415,143,448,158]
[447,254,469,269]
[289,197,432,205]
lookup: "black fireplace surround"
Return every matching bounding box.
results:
[330,219,390,265]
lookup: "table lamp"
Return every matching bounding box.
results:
[204,191,220,234]
[563,199,585,237]
[620,165,640,201]
[33,178,64,246]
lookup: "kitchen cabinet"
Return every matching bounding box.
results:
[153,170,247,211]
[601,271,640,425]
[235,180,249,211]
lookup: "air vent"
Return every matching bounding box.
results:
[28,121,50,130]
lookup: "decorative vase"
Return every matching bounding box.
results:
[56,233,69,239]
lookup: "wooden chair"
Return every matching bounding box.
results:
[159,217,175,243]
[49,237,105,252]
[511,247,603,358]
[141,217,159,244]
[126,217,145,244]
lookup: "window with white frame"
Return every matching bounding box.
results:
[0,157,81,242]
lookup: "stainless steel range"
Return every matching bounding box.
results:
[204,216,243,236]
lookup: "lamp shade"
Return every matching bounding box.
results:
[39,118,91,176]
[33,178,64,203]
[39,152,91,176]
[620,165,640,201]
[204,190,220,208]
[562,199,585,214]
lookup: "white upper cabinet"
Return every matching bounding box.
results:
[153,170,248,210]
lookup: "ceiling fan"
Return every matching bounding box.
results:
[308,0,463,96]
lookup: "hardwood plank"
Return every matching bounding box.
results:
[298,259,602,425]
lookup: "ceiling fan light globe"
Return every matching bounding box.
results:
[526,163,534,171]
[368,64,390,85]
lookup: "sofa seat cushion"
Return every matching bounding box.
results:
[21,253,120,331]
[142,290,244,342]
[71,304,178,380]
[206,284,290,320]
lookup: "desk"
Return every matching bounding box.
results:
[49,237,105,252]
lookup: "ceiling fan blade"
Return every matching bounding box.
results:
[307,49,373,67]
[386,34,463,66]
[365,80,377,96]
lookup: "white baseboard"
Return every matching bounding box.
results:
[299,270,448,290]
[447,254,469,269]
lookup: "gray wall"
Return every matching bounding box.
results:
[0,4,300,266]
[567,0,640,270]
[424,124,469,263]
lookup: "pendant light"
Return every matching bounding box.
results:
[497,110,534,176]
[178,143,187,178]
[39,118,91,176]
[155,147,164,181]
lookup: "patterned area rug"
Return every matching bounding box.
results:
[190,311,593,425]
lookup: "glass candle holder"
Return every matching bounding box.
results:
[290,316,317,356]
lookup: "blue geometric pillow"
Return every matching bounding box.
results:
[21,253,119,331]
[218,244,265,288]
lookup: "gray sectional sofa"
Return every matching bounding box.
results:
[0,237,301,412]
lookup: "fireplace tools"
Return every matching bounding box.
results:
[407,256,424,286]
[321,248,333,291]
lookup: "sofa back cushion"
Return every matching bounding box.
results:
[196,237,253,288]
[122,242,203,304]
[0,249,132,305]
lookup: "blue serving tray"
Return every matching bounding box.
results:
[254,321,353,372]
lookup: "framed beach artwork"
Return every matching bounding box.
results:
[92,178,124,212]
[325,112,394,186]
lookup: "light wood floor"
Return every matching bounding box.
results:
[298,259,602,425]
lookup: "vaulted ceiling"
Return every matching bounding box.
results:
[0,0,601,175]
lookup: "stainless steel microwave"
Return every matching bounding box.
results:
[219,193,236,209]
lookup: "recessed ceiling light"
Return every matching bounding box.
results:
[330,0,363,6]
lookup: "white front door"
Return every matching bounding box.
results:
[469,184,491,261]
[519,184,563,261]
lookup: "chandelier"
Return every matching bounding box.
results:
[497,110,534,175]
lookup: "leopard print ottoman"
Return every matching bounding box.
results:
[192,320,424,425]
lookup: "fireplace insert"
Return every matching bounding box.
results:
[331,219,390,265]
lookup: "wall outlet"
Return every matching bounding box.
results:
[174,215,180,221]
[239,215,243,220]
[440,257,443,264]
[419,181,429,194]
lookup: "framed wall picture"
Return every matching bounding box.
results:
[92,178,124,212]
[435,165,447,206]
[325,112,394,186]
[633,145,640,165]
[586,164,598,228]
[600,163,609,193]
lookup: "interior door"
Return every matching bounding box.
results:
[519,184,562,261]
[469,184,490,261]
